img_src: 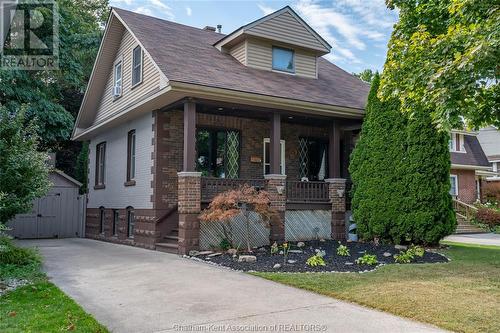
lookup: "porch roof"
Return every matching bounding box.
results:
[113,8,370,112]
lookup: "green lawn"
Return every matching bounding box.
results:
[0,282,108,333]
[254,242,500,333]
[0,239,108,333]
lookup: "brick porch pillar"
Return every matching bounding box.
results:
[177,172,201,255]
[265,174,286,243]
[326,178,346,241]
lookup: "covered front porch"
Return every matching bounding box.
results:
[160,99,360,254]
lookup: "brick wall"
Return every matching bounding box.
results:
[451,169,477,204]
[85,208,159,249]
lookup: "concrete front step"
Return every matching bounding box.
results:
[155,242,178,254]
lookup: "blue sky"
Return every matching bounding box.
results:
[109,0,398,74]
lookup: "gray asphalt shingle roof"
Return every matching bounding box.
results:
[114,8,370,110]
[451,135,490,167]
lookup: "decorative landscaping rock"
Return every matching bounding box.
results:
[188,250,200,256]
[297,242,305,248]
[192,240,448,273]
[383,252,392,257]
[207,252,222,258]
[226,249,238,255]
[395,245,407,250]
[288,250,303,254]
[238,255,257,263]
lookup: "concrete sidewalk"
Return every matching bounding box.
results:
[443,233,500,246]
[20,238,446,333]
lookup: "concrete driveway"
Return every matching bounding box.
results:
[444,233,500,246]
[20,238,445,333]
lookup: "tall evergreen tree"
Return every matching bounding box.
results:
[349,73,407,242]
[400,110,456,244]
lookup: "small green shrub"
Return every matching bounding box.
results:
[270,242,279,255]
[408,245,424,257]
[355,253,378,265]
[306,254,326,267]
[336,243,350,256]
[0,237,41,266]
[219,238,232,251]
[394,251,413,264]
[394,245,425,264]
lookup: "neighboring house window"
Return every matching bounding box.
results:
[298,138,328,181]
[99,207,105,234]
[272,47,294,73]
[195,129,240,178]
[450,175,458,196]
[126,207,135,238]
[113,60,122,97]
[263,138,285,175]
[95,142,106,187]
[127,130,136,181]
[112,210,119,236]
[449,133,465,153]
[131,46,143,86]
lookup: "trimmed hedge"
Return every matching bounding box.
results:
[475,208,500,230]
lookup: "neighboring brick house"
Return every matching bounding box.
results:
[477,126,500,200]
[72,6,371,254]
[449,130,492,204]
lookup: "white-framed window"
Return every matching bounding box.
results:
[113,60,122,97]
[450,174,458,196]
[272,46,295,73]
[95,142,106,187]
[263,138,285,175]
[131,46,143,87]
[449,133,466,153]
[127,130,136,181]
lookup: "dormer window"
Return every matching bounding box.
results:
[272,46,295,73]
[132,46,143,87]
[449,133,466,153]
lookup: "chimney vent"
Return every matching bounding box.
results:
[203,26,216,32]
[217,24,222,33]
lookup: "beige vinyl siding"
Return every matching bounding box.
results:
[229,41,247,65]
[246,38,317,78]
[246,11,326,52]
[94,29,161,125]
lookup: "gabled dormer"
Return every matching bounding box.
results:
[215,6,331,79]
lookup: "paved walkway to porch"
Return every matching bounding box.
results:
[19,238,446,333]
[443,233,500,246]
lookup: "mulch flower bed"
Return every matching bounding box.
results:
[188,240,449,273]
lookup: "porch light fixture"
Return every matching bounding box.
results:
[217,107,224,111]
[337,189,345,198]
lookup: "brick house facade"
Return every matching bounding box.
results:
[73,7,369,253]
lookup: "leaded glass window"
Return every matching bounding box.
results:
[196,128,240,178]
[298,138,328,181]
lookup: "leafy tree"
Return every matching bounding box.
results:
[0,106,51,224]
[349,73,407,243]
[354,69,376,83]
[381,0,499,129]
[0,0,108,180]
[400,109,456,244]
